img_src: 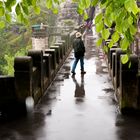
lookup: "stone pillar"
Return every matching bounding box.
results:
[115,49,126,90]
[109,48,118,68]
[59,40,66,54]
[112,52,116,86]
[54,43,64,59]
[0,76,16,103]
[43,54,51,91]
[119,54,138,113]
[108,48,119,79]
[62,33,70,50]
[54,42,65,58]
[28,50,44,95]
[45,49,56,70]
[32,25,48,50]
[50,46,60,64]
[14,56,33,101]
[43,54,51,78]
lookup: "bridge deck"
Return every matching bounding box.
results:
[0,35,140,140]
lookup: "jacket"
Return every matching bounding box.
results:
[73,37,85,58]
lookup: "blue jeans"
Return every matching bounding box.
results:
[72,56,84,73]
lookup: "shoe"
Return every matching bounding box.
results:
[71,71,76,75]
[81,71,86,74]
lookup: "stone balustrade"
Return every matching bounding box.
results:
[106,39,140,114]
[0,32,73,115]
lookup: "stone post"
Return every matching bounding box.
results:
[50,46,60,64]
[115,49,126,91]
[45,49,56,70]
[14,56,33,101]
[43,54,51,90]
[54,42,65,59]
[28,50,44,95]
[119,54,138,113]
[0,76,16,103]
[32,24,48,50]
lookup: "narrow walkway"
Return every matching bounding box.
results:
[1,36,140,140]
[37,43,118,140]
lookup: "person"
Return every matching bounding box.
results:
[71,32,86,75]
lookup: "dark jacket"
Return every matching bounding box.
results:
[73,37,85,58]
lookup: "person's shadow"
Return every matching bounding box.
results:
[72,75,85,103]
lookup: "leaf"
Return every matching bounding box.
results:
[52,8,58,14]
[108,40,114,48]
[95,21,103,32]
[129,25,137,35]
[0,21,5,28]
[128,15,133,25]
[121,54,129,64]
[25,0,32,6]
[85,0,91,8]
[5,13,11,22]
[96,38,103,47]
[0,7,4,16]
[120,38,130,51]
[124,0,139,15]
[77,7,84,15]
[23,17,29,24]
[112,31,120,43]
[21,4,29,15]
[91,0,98,6]
[84,12,88,20]
[125,29,134,42]
[34,6,40,15]
[95,13,103,24]
[103,45,108,53]
[102,28,110,40]
[122,19,129,32]
[0,1,3,7]
[17,13,24,23]
[128,61,131,68]
[79,0,85,9]
[31,0,37,6]
[46,0,52,9]
[15,3,21,16]
[101,0,107,5]
[54,0,59,3]
[5,0,12,12]
[10,0,16,6]
[104,17,112,27]
[115,18,123,33]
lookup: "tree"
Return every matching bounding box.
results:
[0,0,58,75]
[0,0,140,64]
[95,0,140,64]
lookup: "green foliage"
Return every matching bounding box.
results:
[96,38,103,47]
[0,0,139,66]
[111,31,120,43]
[121,54,129,64]
[102,28,110,40]
[2,47,28,76]
[0,0,57,76]
[94,0,140,64]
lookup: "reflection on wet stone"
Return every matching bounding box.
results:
[72,75,85,103]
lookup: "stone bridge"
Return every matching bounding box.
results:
[0,23,140,120]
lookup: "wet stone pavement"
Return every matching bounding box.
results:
[1,41,140,140]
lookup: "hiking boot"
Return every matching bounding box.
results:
[81,71,86,74]
[71,71,76,75]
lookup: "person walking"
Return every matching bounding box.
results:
[71,32,86,75]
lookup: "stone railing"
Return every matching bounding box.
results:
[106,41,140,114]
[0,32,74,117]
